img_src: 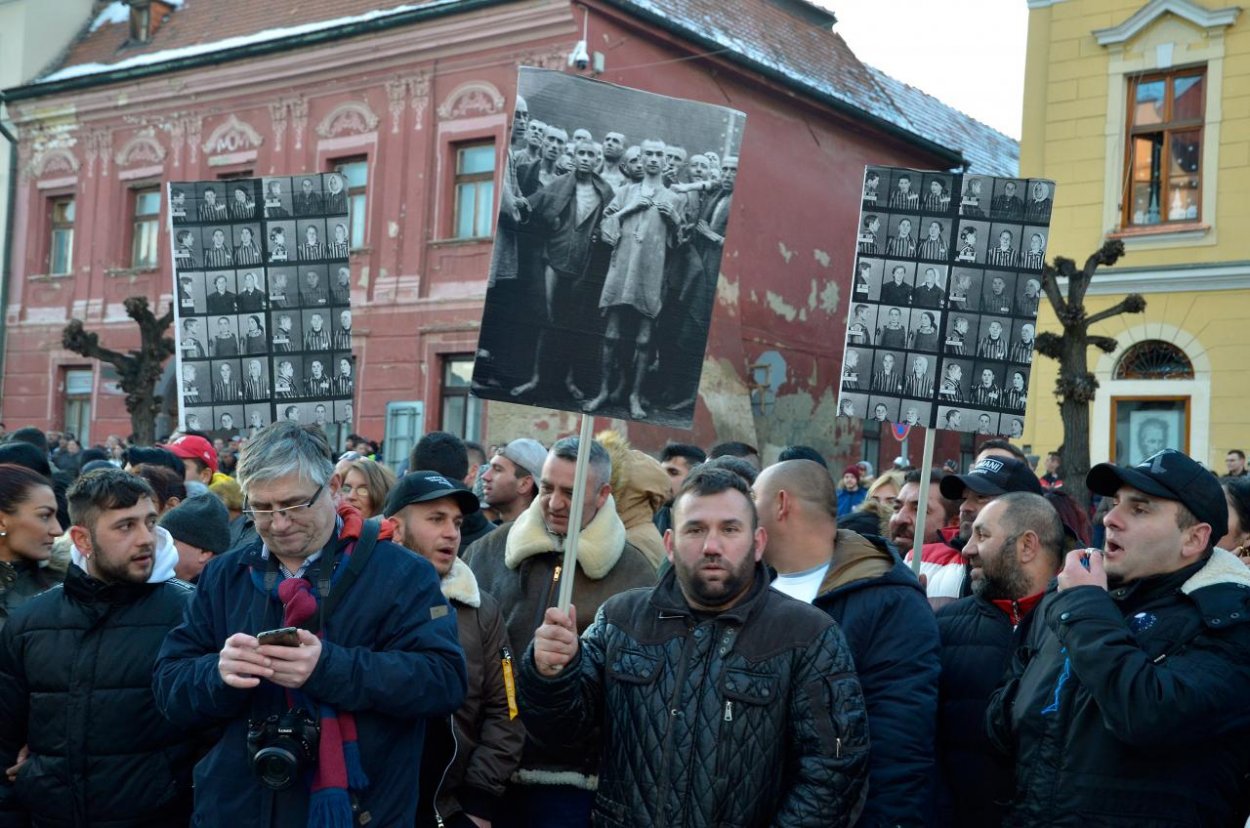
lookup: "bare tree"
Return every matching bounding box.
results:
[62,296,174,445]
[1034,239,1146,506]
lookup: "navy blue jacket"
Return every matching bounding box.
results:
[152,529,467,828]
[812,530,940,828]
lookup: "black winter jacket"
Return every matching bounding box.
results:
[934,593,1039,828]
[812,531,940,828]
[0,566,197,828]
[518,565,870,828]
[987,550,1250,826]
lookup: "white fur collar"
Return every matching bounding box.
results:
[441,557,481,608]
[504,495,626,580]
[1184,547,1250,594]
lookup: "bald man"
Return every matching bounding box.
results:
[752,460,940,828]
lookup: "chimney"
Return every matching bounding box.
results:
[127,0,175,44]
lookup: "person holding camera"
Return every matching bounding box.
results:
[153,422,467,827]
[0,468,198,825]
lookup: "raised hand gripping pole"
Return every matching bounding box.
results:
[557,413,595,612]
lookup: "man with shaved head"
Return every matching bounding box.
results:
[752,459,940,827]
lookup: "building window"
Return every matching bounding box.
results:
[441,354,481,442]
[48,196,75,275]
[1113,340,1194,380]
[335,157,368,249]
[453,142,495,239]
[1124,68,1204,226]
[63,368,93,445]
[131,187,161,269]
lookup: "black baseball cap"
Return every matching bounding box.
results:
[383,471,479,518]
[940,456,1044,499]
[1087,449,1227,532]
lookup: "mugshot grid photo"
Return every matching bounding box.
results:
[170,173,356,440]
[841,166,1055,436]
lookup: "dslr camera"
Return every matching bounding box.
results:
[246,709,320,790]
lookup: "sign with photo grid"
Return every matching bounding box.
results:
[838,167,1056,437]
[168,174,356,439]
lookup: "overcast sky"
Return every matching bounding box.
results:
[819,1,1029,138]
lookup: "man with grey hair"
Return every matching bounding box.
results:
[154,421,467,827]
[464,436,655,825]
[935,492,1063,827]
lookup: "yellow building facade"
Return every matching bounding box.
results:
[1022,0,1250,470]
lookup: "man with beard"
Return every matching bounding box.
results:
[935,492,1062,828]
[0,469,198,825]
[584,139,679,420]
[753,460,937,828]
[1011,322,1036,364]
[891,469,964,609]
[599,131,627,189]
[481,438,546,526]
[940,456,1045,559]
[988,451,1250,826]
[510,139,614,402]
[521,467,869,827]
[464,438,654,826]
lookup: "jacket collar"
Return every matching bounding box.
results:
[64,560,156,604]
[648,561,771,625]
[441,557,481,608]
[504,495,626,580]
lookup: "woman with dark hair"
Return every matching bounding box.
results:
[1217,477,1250,563]
[0,463,64,628]
[1042,489,1092,552]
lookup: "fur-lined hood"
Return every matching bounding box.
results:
[504,493,626,580]
[1183,548,1250,628]
[440,556,481,608]
[1185,547,1250,593]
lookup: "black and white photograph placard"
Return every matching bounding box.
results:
[839,166,1056,436]
[169,173,355,441]
[471,67,747,428]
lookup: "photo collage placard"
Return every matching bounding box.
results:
[169,174,355,439]
[838,167,1055,436]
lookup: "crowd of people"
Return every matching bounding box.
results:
[1,420,1250,827]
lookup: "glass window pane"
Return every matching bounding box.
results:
[51,229,73,273]
[455,184,475,238]
[132,219,159,268]
[349,194,366,248]
[1173,75,1204,121]
[445,357,474,387]
[443,396,466,438]
[340,161,368,189]
[135,190,161,216]
[475,182,494,237]
[458,145,495,175]
[1132,134,1163,184]
[1133,79,1165,126]
[53,198,75,223]
[1169,130,1201,177]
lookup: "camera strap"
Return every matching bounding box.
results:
[305,516,381,637]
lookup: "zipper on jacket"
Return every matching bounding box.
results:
[430,716,459,828]
[723,700,733,722]
[531,562,563,634]
[501,646,519,719]
[836,737,842,759]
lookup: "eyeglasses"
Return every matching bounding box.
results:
[243,483,324,522]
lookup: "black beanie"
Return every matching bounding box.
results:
[6,427,49,454]
[126,446,186,478]
[0,442,52,478]
[159,493,231,556]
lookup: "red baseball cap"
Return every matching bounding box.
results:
[167,435,218,474]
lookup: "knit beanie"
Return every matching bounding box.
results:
[159,493,231,555]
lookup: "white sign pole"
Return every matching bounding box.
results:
[557,413,595,612]
[910,426,937,577]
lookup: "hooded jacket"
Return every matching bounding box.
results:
[811,530,940,828]
[418,559,524,826]
[518,564,871,827]
[463,494,656,786]
[152,507,467,828]
[987,549,1250,826]
[67,526,179,583]
[0,565,197,828]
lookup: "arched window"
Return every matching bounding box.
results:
[1113,340,1194,380]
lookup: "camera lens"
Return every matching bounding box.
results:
[253,747,299,790]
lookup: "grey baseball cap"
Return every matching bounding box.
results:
[497,438,547,479]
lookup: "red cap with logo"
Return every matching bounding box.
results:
[167,435,218,474]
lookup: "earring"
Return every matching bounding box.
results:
[0,531,6,537]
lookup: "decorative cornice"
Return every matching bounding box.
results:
[316,100,379,138]
[115,129,166,167]
[437,80,504,120]
[33,147,79,178]
[201,114,261,156]
[1093,0,1241,46]
[1060,260,1250,295]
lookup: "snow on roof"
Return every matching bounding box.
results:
[41,0,456,83]
[89,1,130,33]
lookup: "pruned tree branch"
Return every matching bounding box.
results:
[1085,293,1146,327]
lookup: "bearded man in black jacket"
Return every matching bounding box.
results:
[0,468,197,826]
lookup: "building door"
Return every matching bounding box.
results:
[63,368,94,445]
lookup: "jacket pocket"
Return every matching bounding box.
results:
[606,648,661,686]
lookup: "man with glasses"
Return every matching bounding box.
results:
[154,422,467,827]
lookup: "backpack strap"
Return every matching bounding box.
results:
[305,517,381,636]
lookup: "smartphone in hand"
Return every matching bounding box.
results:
[257,627,301,647]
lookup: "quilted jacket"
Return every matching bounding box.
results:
[518,564,870,828]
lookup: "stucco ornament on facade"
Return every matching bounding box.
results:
[437,80,505,120]
[115,128,166,167]
[32,147,79,179]
[315,101,379,138]
[201,114,264,156]
[83,129,112,178]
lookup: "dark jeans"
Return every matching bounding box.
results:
[494,784,595,828]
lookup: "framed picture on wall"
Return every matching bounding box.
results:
[1113,396,1190,466]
